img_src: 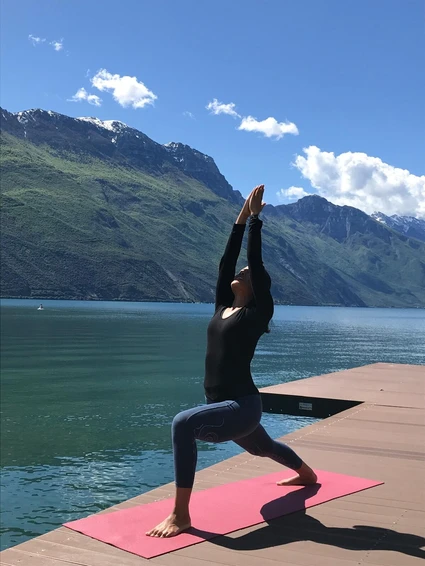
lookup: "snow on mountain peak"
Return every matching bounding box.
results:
[164,141,213,163]
[164,142,180,150]
[372,211,425,241]
[14,109,62,125]
[15,110,38,125]
[103,120,129,132]
[76,116,129,132]
[372,213,386,224]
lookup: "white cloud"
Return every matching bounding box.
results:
[277,186,312,202]
[28,35,64,52]
[28,34,46,46]
[238,116,299,139]
[91,69,157,109]
[206,99,240,118]
[206,98,298,141]
[183,111,195,119]
[293,146,425,218]
[50,40,63,51]
[68,87,102,107]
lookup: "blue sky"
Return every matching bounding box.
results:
[1,0,424,217]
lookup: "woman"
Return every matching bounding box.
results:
[147,185,316,538]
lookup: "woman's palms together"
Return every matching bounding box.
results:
[249,185,266,215]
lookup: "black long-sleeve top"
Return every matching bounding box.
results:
[204,217,274,402]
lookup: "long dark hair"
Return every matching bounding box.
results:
[248,268,272,334]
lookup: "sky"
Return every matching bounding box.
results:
[1,0,424,218]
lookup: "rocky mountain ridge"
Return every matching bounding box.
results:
[371,211,425,243]
[1,108,244,205]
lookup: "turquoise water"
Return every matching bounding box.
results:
[1,300,424,550]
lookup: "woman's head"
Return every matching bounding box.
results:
[231,266,272,325]
[231,266,271,294]
[231,266,253,301]
[231,267,272,333]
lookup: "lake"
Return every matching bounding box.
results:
[1,300,424,550]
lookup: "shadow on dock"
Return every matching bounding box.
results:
[190,485,425,560]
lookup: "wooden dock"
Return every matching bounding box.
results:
[1,363,424,565]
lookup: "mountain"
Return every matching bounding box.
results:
[269,196,394,242]
[1,109,243,205]
[1,107,425,308]
[371,212,425,243]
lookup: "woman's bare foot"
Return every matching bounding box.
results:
[277,463,317,486]
[145,513,191,538]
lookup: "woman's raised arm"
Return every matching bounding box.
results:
[247,186,274,321]
[214,189,256,310]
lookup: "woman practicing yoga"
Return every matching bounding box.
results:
[147,185,316,538]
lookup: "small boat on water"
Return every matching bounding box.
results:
[37,304,44,311]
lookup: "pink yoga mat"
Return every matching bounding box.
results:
[64,470,383,559]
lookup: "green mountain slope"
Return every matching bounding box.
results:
[1,108,424,307]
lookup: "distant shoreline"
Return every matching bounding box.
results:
[1,296,424,309]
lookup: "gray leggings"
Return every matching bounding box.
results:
[172,394,303,488]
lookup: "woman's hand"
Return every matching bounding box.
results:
[249,185,266,215]
[236,187,258,224]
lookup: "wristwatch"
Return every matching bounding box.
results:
[250,213,260,220]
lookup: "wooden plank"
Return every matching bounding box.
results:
[23,529,150,565]
[0,549,77,566]
[166,540,363,566]
[363,547,425,565]
[292,507,425,537]
[172,523,371,565]
[318,497,424,520]
[260,363,425,409]
[6,540,146,566]
[177,527,374,563]
[348,493,425,512]
[153,552,288,566]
